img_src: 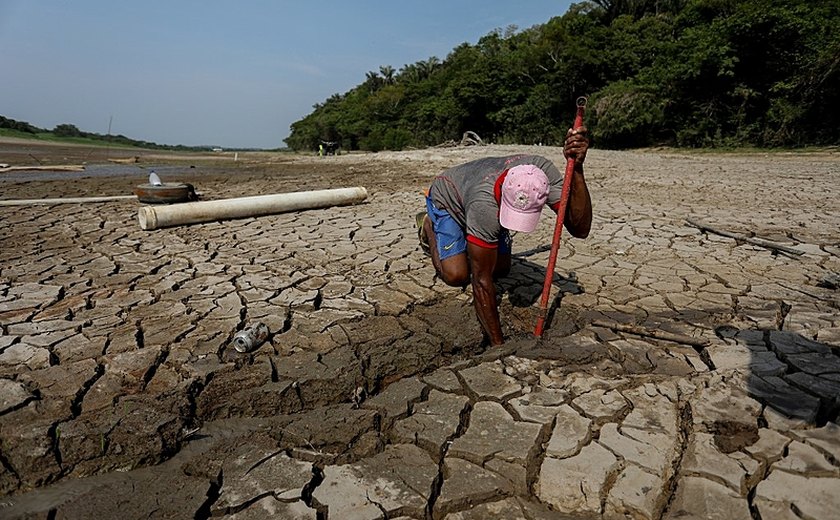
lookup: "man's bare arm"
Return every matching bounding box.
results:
[562,127,593,238]
[467,242,504,345]
[564,163,592,238]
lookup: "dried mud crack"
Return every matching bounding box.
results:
[1,143,839,519]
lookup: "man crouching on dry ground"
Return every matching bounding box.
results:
[416,128,592,346]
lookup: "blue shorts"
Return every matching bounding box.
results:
[425,196,511,261]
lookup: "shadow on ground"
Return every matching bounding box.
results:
[713,327,840,427]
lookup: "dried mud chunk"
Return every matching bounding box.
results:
[391,390,469,454]
[448,402,542,468]
[755,472,840,520]
[313,444,437,519]
[459,361,522,401]
[434,457,514,518]
[665,476,750,520]
[537,442,619,515]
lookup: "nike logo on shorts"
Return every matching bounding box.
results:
[443,242,457,251]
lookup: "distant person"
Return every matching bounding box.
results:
[319,143,324,157]
[416,128,592,346]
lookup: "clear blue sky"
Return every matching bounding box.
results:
[1,1,573,149]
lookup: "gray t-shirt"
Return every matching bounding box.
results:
[429,154,565,246]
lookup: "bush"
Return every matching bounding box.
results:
[382,128,413,150]
[590,82,666,147]
[53,124,82,137]
[0,116,40,133]
[359,128,384,152]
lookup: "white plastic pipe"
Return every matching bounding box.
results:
[138,186,368,230]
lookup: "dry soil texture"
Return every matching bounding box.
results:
[1,141,839,519]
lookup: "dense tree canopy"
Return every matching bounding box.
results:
[287,0,840,151]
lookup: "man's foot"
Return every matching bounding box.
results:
[415,211,431,256]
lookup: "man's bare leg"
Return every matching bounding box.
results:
[423,216,469,287]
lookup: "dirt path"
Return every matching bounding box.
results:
[1,143,839,519]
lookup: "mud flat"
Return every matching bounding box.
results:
[1,142,839,519]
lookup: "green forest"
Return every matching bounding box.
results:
[286,0,840,152]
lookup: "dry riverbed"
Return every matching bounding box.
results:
[1,140,839,519]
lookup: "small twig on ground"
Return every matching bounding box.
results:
[686,218,804,256]
[590,319,710,348]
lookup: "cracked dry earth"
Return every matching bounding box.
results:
[1,142,839,520]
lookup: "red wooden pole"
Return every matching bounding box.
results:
[534,97,587,337]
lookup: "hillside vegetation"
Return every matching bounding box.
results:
[286,0,839,152]
[0,116,212,151]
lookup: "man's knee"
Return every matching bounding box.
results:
[439,263,469,287]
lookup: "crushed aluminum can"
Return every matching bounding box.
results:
[232,322,270,353]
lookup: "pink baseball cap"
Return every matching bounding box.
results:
[499,164,549,233]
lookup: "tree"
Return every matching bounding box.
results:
[379,65,396,85]
[0,116,41,133]
[364,71,382,93]
[418,57,441,79]
[53,124,82,137]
